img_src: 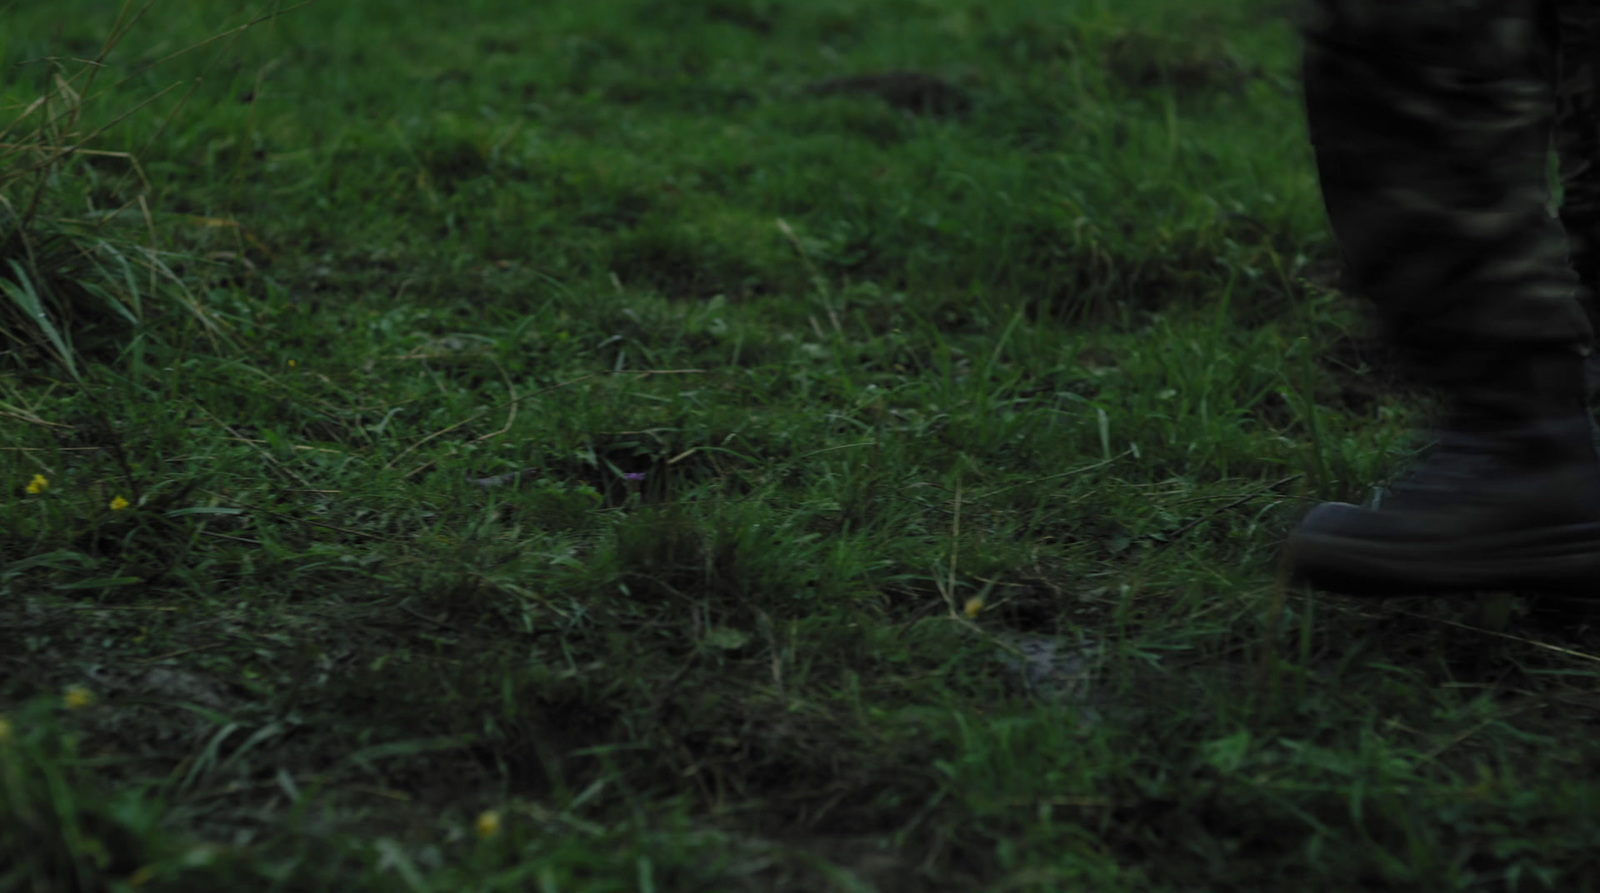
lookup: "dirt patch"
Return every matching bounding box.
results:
[994,631,1101,714]
[1103,29,1265,95]
[803,72,973,117]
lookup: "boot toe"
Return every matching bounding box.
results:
[1294,501,1366,539]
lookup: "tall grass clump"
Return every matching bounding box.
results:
[0,1,233,379]
[0,695,168,892]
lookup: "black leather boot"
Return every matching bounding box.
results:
[1288,351,1600,596]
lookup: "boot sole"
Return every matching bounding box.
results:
[1288,522,1600,597]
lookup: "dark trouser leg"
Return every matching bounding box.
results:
[1554,0,1600,348]
[1302,0,1592,422]
[1291,0,1600,595]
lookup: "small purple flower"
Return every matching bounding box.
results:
[623,472,647,482]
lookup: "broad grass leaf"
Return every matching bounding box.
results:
[1,260,78,380]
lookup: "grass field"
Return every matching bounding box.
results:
[5,0,1600,890]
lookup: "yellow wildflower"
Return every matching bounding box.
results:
[110,495,131,512]
[288,358,297,368]
[25,474,48,495]
[963,597,984,619]
[63,685,95,711]
[475,810,502,839]
[0,715,13,745]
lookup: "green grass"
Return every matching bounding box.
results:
[3,0,1599,890]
